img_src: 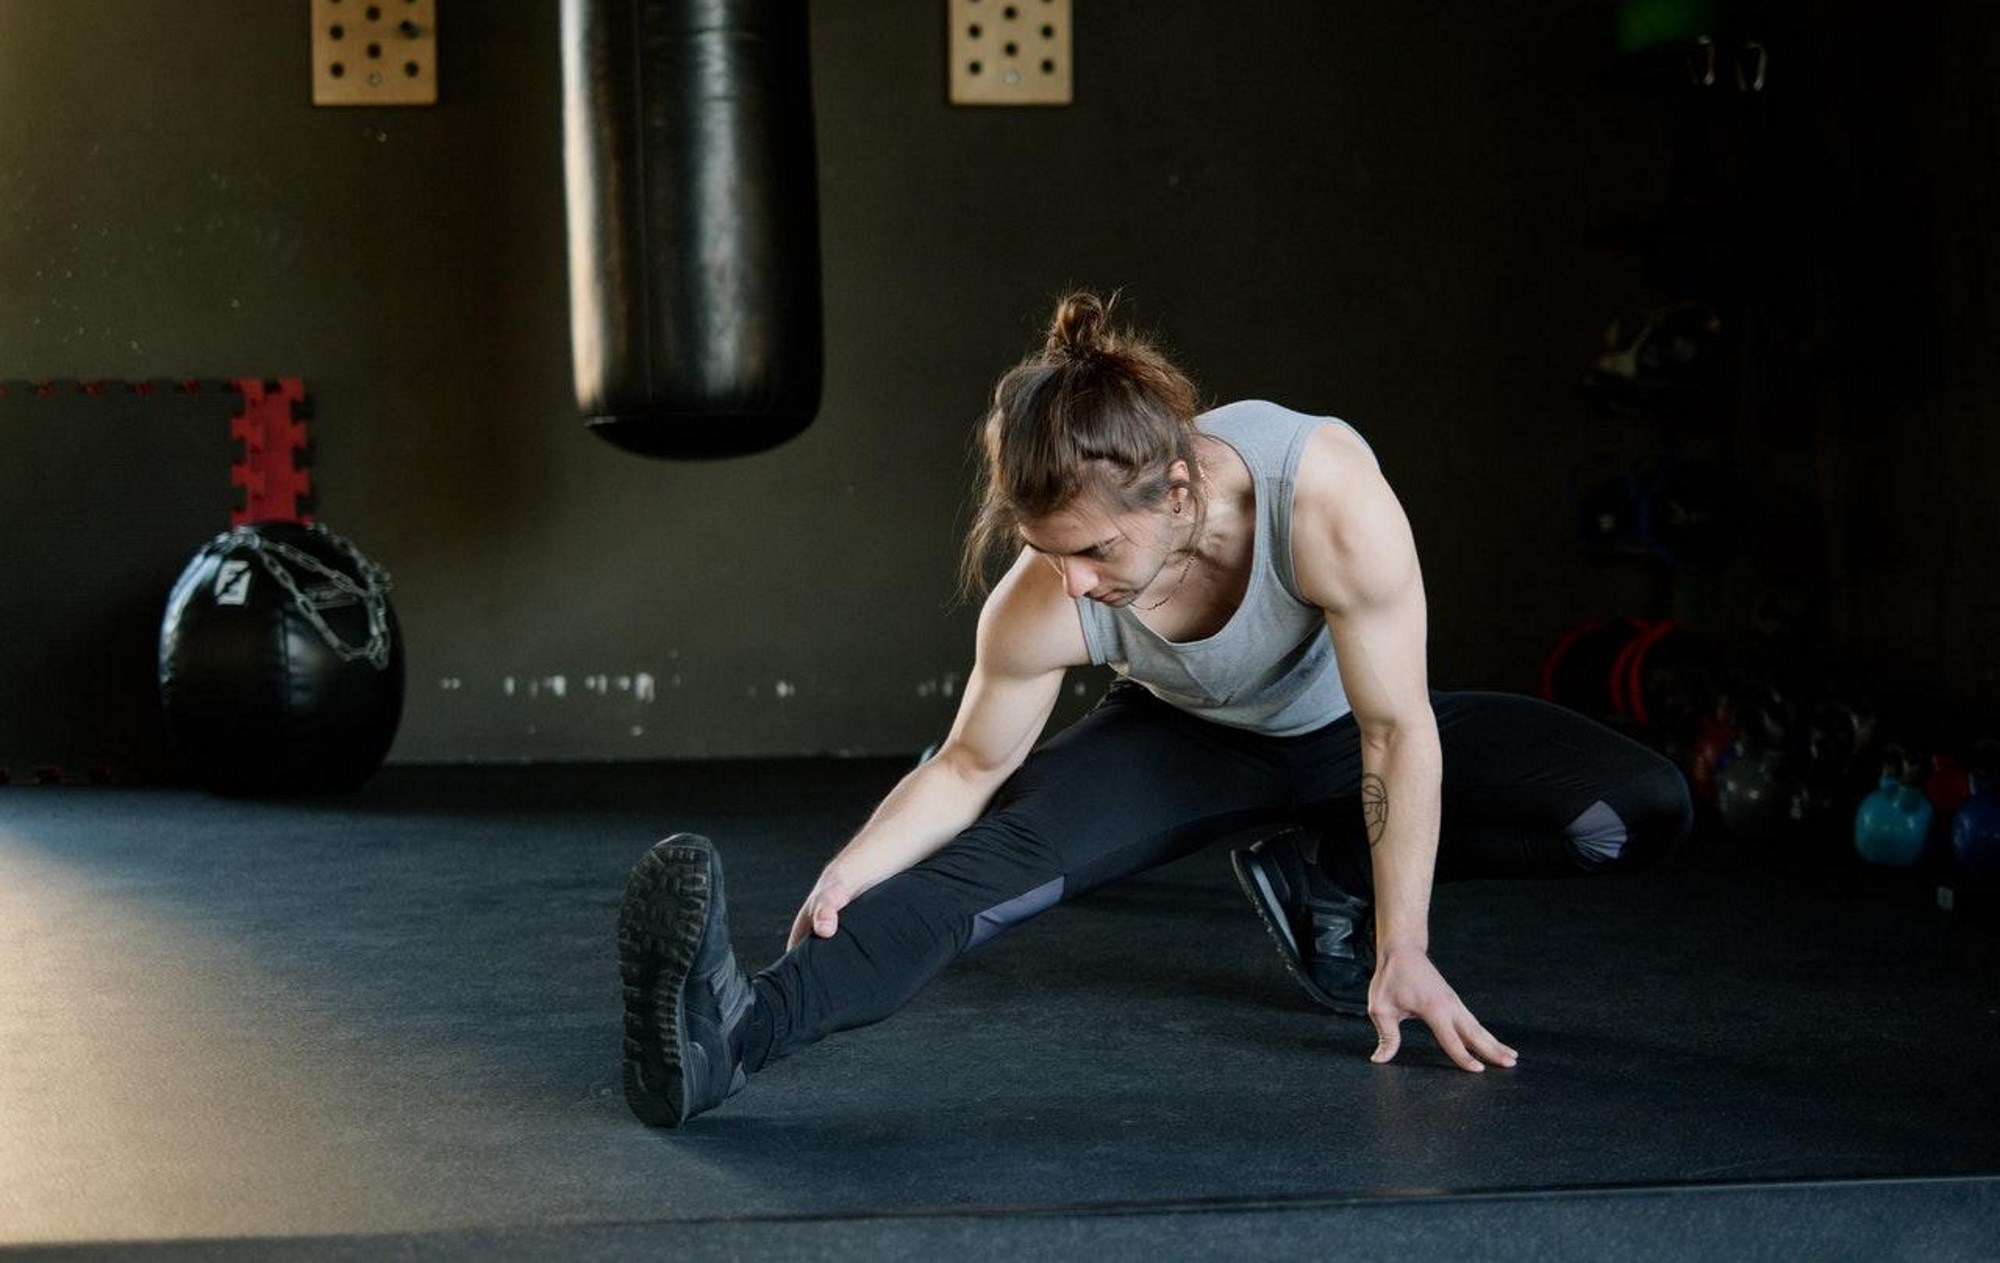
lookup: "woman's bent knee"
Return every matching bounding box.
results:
[1569,762,1692,872]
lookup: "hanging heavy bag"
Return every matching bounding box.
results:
[561,0,824,459]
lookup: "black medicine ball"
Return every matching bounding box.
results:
[158,521,404,796]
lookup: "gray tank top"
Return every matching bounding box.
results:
[1075,400,1369,737]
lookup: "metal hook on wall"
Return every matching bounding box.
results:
[1735,40,1769,92]
[1682,36,1718,88]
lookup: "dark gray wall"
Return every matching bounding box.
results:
[1784,2,2000,726]
[1,0,1990,768]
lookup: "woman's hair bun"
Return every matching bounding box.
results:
[1046,290,1112,360]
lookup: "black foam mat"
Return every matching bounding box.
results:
[0,763,1994,1250]
[9,1178,1999,1262]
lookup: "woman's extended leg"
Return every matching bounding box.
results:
[744,683,1294,1069]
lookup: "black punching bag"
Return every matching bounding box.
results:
[561,0,823,459]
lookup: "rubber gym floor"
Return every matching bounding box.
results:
[2,761,1995,1260]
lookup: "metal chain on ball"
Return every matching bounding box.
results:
[236,526,396,670]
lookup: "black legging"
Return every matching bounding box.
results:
[741,683,1692,1071]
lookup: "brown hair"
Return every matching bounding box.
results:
[958,291,1203,599]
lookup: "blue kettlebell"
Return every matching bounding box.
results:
[1951,769,2000,878]
[1854,748,1933,867]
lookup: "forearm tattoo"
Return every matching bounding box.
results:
[1361,773,1389,848]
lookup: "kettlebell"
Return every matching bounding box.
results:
[1716,686,1794,846]
[1854,747,1933,867]
[1926,753,1971,825]
[1951,744,2000,878]
[1718,744,1793,847]
[1685,697,1738,807]
[1789,695,1872,839]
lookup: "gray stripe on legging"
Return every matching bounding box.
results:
[968,876,1066,950]
[1566,799,1627,868]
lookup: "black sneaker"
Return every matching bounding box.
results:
[618,834,754,1127]
[1229,827,1375,1017]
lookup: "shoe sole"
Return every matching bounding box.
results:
[618,835,713,1127]
[1228,847,1370,1018]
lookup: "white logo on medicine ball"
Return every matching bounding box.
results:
[214,559,253,606]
